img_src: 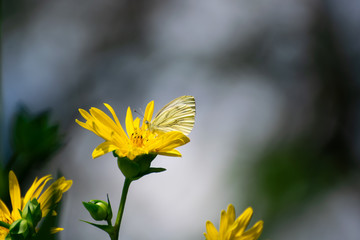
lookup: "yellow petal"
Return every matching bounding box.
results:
[233,207,254,237]
[32,177,53,200]
[205,221,218,240]
[38,177,71,213]
[23,175,52,207]
[143,101,154,127]
[90,121,112,141]
[0,199,10,217]
[50,227,64,234]
[133,117,140,129]
[204,233,215,240]
[157,149,182,157]
[147,131,189,151]
[40,190,62,215]
[75,119,93,132]
[115,148,135,160]
[90,108,128,145]
[104,103,128,140]
[226,204,236,226]
[238,220,263,240]
[104,103,121,127]
[125,107,135,137]
[78,108,92,120]
[92,142,119,158]
[89,108,117,129]
[223,205,238,239]
[57,178,72,193]
[219,209,228,238]
[9,171,21,219]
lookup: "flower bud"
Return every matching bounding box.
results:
[83,200,111,221]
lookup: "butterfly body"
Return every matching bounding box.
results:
[149,95,195,136]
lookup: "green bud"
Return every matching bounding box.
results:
[12,107,63,170]
[21,198,42,228]
[83,200,111,221]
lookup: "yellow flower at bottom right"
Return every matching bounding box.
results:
[204,204,263,240]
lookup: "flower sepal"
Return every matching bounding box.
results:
[0,221,10,229]
[21,198,42,229]
[117,153,165,180]
[5,198,42,240]
[7,219,32,240]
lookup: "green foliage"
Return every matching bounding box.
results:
[1,106,64,208]
[10,106,62,174]
[246,137,355,230]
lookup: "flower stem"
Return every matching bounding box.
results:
[112,178,132,240]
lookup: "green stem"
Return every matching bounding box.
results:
[112,178,132,240]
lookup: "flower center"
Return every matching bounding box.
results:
[130,131,146,147]
[130,128,157,148]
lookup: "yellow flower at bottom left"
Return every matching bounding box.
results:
[0,171,72,240]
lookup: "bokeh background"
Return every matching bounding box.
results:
[2,0,360,239]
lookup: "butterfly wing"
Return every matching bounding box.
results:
[150,95,196,135]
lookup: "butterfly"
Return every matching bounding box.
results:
[148,95,196,136]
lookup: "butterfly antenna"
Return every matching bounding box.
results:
[134,109,151,125]
[133,108,144,118]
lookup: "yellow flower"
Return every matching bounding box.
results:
[0,171,72,239]
[204,204,263,240]
[75,101,190,160]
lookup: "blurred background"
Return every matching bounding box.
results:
[2,0,360,239]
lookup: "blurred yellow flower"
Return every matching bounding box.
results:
[204,204,263,240]
[0,171,72,239]
[76,101,190,160]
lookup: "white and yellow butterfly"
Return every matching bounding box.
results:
[147,95,196,136]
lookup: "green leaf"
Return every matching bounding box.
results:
[8,106,63,183]
[80,220,114,235]
[106,194,113,223]
[147,167,167,173]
